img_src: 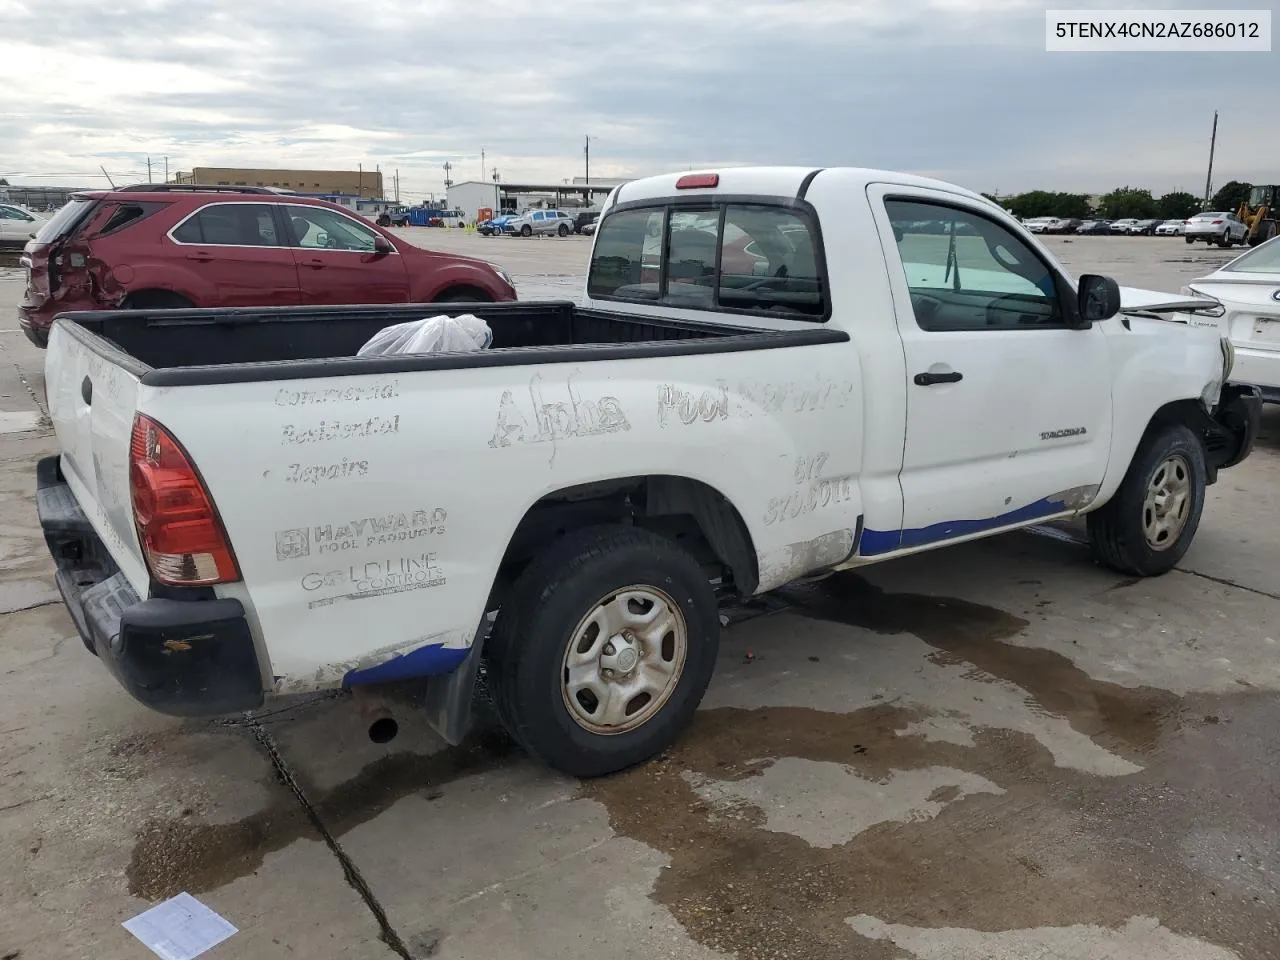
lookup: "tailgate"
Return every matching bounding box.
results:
[45,320,150,595]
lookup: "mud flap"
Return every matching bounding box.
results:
[1204,383,1262,482]
[419,615,491,744]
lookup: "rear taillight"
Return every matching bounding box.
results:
[1212,220,1223,224]
[129,414,239,585]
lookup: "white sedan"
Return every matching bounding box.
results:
[0,203,46,245]
[1178,236,1280,403]
[1155,219,1186,236]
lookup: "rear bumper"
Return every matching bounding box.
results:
[17,305,49,348]
[36,456,264,717]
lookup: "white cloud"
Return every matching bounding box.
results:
[1,0,1275,201]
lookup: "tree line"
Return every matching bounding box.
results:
[980,181,1254,221]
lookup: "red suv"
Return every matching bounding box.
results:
[18,184,517,347]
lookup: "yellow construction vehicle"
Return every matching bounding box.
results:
[1238,185,1279,246]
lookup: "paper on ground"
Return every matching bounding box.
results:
[122,892,238,960]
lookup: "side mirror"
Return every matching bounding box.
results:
[1077,274,1120,325]
[373,235,395,255]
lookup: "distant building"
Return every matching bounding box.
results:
[446,178,629,223]
[1,185,90,209]
[175,167,385,199]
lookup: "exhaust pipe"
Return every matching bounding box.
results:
[352,689,399,744]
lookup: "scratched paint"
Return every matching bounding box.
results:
[273,508,446,561]
[656,382,730,427]
[488,373,630,448]
[280,416,400,445]
[272,627,475,691]
[736,376,858,417]
[273,381,400,407]
[284,459,369,485]
[1050,484,1101,511]
[764,452,855,526]
[756,529,855,593]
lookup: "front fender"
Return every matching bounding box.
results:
[415,261,514,301]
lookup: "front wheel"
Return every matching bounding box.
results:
[486,526,720,778]
[1219,231,1233,248]
[1086,424,1206,576]
[520,224,533,237]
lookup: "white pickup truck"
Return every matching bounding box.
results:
[38,166,1260,777]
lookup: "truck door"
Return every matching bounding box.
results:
[865,185,1113,554]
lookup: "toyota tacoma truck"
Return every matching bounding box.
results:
[37,166,1260,778]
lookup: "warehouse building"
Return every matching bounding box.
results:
[446,177,629,223]
[174,167,385,199]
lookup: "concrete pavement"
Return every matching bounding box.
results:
[1,238,1277,960]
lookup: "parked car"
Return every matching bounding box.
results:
[580,219,598,236]
[1155,219,1187,236]
[0,203,46,247]
[1174,235,1280,403]
[479,213,519,236]
[574,210,601,234]
[16,184,517,348]
[506,209,577,237]
[1109,219,1139,234]
[1023,217,1060,234]
[1184,211,1250,247]
[1077,220,1112,235]
[1126,219,1162,236]
[37,165,1259,779]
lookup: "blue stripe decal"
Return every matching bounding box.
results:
[342,642,469,687]
[860,496,1068,557]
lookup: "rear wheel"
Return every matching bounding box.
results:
[520,224,532,237]
[1185,236,1195,244]
[1086,424,1206,577]
[1219,230,1233,248]
[486,526,720,778]
[557,223,569,237]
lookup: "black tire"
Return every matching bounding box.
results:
[1086,424,1206,577]
[434,289,491,304]
[123,290,194,310]
[557,223,569,237]
[486,525,720,778]
[1185,236,1195,244]
[520,224,532,237]
[1218,230,1232,248]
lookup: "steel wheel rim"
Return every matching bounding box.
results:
[1142,454,1192,551]
[561,584,688,735]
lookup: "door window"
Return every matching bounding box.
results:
[885,199,1064,331]
[172,203,281,246]
[0,205,34,221]
[587,208,666,301]
[285,207,380,252]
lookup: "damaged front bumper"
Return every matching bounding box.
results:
[1202,382,1262,482]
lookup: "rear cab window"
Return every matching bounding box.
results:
[588,200,827,320]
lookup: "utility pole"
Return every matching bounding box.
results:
[394,169,400,203]
[443,161,453,189]
[164,156,169,183]
[480,148,486,181]
[358,162,363,198]
[1203,110,1218,210]
[146,156,152,183]
[585,135,590,184]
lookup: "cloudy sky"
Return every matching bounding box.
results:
[0,0,1274,201]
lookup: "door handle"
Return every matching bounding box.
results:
[914,370,963,386]
[302,258,326,269]
[185,251,214,262]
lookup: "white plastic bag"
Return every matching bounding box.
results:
[357,313,493,357]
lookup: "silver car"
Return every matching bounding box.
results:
[505,209,577,238]
[1184,211,1249,247]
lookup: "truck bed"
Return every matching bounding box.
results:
[55,301,846,387]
